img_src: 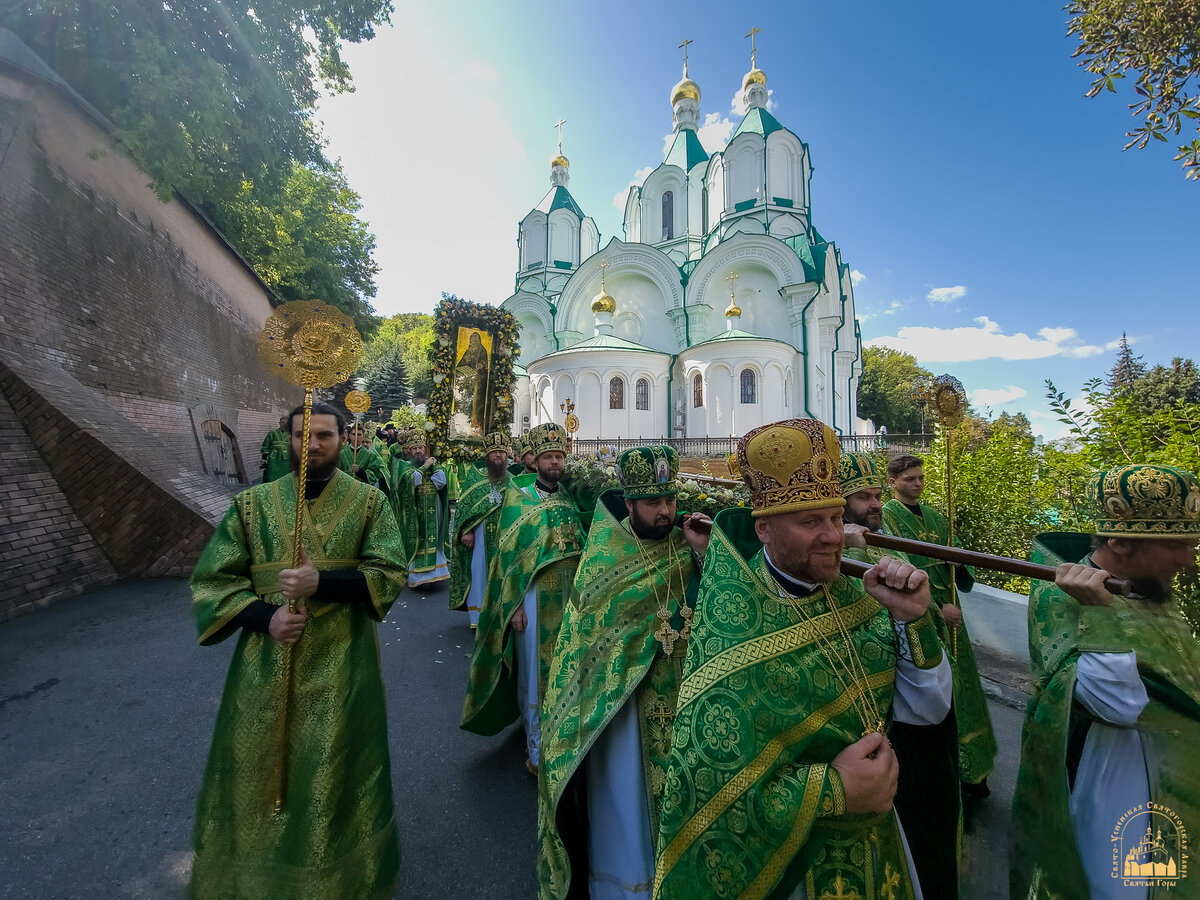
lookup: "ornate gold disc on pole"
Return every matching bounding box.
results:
[344,389,371,469]
[257,300,363,813]
[930,374,967,655]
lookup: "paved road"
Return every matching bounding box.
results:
[1,578,1022,899]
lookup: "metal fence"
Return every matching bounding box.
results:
[569,433,934,458]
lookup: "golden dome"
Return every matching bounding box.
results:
[671,77,701,106]
[742,67,767,90]
[591,290,616,315]
[725,302,742,318]
[551,154,569,169]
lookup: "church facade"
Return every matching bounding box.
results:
[502,50,864,441]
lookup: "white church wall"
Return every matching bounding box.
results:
[766,130,804,205]
[581,218,599,259]
[706,155,727,221]
[512,374,531,434]
[644,167,685,243]
[708,363,734,437]
[725,136,763,209]
[521,213,546,269]
[549,209,578,267]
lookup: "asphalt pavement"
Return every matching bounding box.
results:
[0,578,1022,899]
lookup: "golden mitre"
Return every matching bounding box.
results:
[736,418,845,518]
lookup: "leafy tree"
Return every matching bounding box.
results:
[362,313,436,401]
[5,1,389,330]
[361,346,410,411]
[856,347,934,433]
[1066,0,1200,180]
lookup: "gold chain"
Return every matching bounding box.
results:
[776,583,885,736]
[628,523,692,655]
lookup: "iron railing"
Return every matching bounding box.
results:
[569,433,934,459]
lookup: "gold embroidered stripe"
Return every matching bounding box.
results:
[744,764,828,900]
[654,667,894,895]
[675,593,881,712]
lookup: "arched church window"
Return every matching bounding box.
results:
[701,188,708,232]
[610,376,625,409]
[693,374,703,408]
[662,192,674,241]
[740,369,757,404]
[635,378,650,410]
[784,379,790,409]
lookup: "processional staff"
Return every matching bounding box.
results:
[258,299,364,813]
[345,389,372,470]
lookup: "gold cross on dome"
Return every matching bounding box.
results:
[554,118,566,154]
[744,25,763,67]
[725,270,739,300]
[678,38,692,75]
[597,258,611,290]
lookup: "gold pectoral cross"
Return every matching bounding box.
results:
[678,603,694,641]
[654,613,680,656]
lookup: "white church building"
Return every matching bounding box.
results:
[503,47,865,442]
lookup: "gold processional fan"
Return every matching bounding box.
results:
[257,300,363,812]
[344,389,372,470]
[929,374,967,653]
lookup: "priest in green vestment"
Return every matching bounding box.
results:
[841,453,961,900]
[260,416,292,483]
[386,432,449,589]
[881,453,998,795]
[339,423,387,488]
[449,431,512,627]
[188,402,407,900]
[461,422,583,772]
[654,419,954,900]
[539,446,712,900]
[1012,464,1200,900]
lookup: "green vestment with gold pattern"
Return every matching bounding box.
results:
[339,444,387,488]
[188,470,406,900]
[461,473,582,736]
[538,490,698,900]
[1011,532,1200,900]
[881,498,998,786]
[260,428,292,483]
[448,462,510,613]
[654,507,946,900]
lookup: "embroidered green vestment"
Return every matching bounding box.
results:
[881,498,997,785]
[448,462,510,613]
[461,474,582,736]
[654,507,944,900]
[260,428,291,483]
[1011,532,1200,900]
[339,444,387,488]
[538,490,698,900]
[189,470,406,900]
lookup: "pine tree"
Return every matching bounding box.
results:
[363,347,410,410]
[1105,333,1145,394]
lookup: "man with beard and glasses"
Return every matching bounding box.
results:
[449,431,513,629]
[841,453,961,899]
[538,447,712,900]
[387,434,450,589]
[653,419,953,900]
[462,423,584,774]
[1012,464,1200,900]
[882,454,997,803]
[188,401,407,899]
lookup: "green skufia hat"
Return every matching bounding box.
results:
[616,446,679,500]
[838,452,883,496]
[1087,464,1200,539]
[516,433,531,456]
[529,422,568,458]
[482,431,510,455]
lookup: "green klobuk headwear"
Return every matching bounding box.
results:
[517,434,532,457]
[1087,464,1200,539]
[838,452,884,496]
[616,445,679,500]
[482,431,510,455]
[529,422,568,458]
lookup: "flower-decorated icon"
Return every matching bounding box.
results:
[259,300,363,389]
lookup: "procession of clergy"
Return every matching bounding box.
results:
[189,402,1200,900]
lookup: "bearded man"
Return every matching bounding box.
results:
[654,419,953,900]
[189,401,406,899]
[461,423,583,773]
[449,432,512,628]
[539,446,711,900]
[339,423,387,487]
[387,434,449,589]
[1012,464,1200,900]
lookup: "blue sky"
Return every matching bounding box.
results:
[316,0,1198,439]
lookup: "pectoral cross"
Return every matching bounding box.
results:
[655,615,680,656]
[678,603,694,642]
[678,38,692,76]
[744,26,763,68]
[554,118,566,155]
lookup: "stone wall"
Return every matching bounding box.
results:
[0,47,300,619]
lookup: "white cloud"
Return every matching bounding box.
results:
[612,166,654,211]
[927,285,967,303]
[729,88,777,117]
[697,112,736,155]
[969,385,1027,406]
[465,62,499,82]
[866,316,1115,363]
[850,269,867,286]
